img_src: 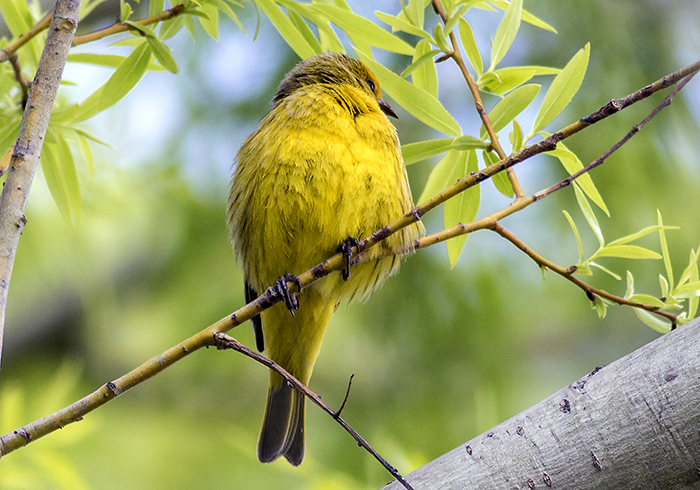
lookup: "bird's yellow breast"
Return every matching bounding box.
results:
[229,83,422,303]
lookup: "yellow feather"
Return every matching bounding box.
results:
[227,53,424,466]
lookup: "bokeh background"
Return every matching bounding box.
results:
[1,1,699,488]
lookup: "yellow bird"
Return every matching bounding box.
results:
[227,53,424,466]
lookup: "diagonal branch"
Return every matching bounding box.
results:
[212,333,413,490]
[490,222,677,324]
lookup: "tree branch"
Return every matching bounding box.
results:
[0,0,81,366]
[212,334,413,490]
[71,5,185,47]
[490,222,677,324]
[381,318,700,490]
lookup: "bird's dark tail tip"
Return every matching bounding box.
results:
[257,379,306,466]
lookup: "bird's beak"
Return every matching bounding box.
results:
[378,97,398,119]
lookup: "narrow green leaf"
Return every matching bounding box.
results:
[483,150,513,197]
[488,1,557,33]
[635,309,671,333]
[628,294,666,309]
[286,8,321,54]
[676,246,700,289]
[402,139,454,165]
[451,135,489,151]
[477,67,530,95]
[146,36,179,73]
[478,65,560,94]
[589,262,621,280]
[592,296,606,318]
[509,119,523,153]
[76,132,95,176]
[546,142,608,215]
[458,18,482,78]
[573,183,603,247]
[309,4,414,55]
[446,151,480,267]
[659,274,669,299]
[625,270,635,298]
[673,281,700,298]
[406,0,426,28]
[489,0,522,71]
[418,149,461,205]
[149,0,165,18]
[356,50,461,136]
[657,210,674,291]
[42,130,81,225]
[402,136,487,165]
[432,24,451,53]
[204,0,246,33]
[406,41,440,98]
[607,225,678,247]
[563,210,584,264]
[443,5,469,35]
[72,128,112,148]
[75,42,152,122]
[160,11,186,40]
[480,83,539,139]
[403,49,441,78]
[198,3,219,38]
[254,0,316,59]
[530,43,590,136]
[120,0,133,22]
[375,11,432,40]
[277,0,342,53]
[593,245,662,260]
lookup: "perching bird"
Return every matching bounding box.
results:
[227,52,424,466]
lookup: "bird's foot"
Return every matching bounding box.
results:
[338,237,361,281]
[273,274,301,317]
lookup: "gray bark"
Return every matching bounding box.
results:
[383,318,700,489]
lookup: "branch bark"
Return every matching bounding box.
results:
[0,0,81,366]
[382,319,700,489]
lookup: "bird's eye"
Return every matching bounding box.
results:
[365,78,376,92]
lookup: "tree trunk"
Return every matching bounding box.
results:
[383,318,700,489]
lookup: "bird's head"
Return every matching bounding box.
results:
[272,52,398,118]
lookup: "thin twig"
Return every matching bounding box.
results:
[8,54,31,109]
[212,334,414,490]
[336,374,355,418]
[71,5,185,47]
[534,71,698,202]
[431,0,525,198]
[490,222,677,325]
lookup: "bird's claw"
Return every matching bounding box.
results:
[338,237,361,281]
[274,274,301,317]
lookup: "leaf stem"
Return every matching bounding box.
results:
[431,0,526,198]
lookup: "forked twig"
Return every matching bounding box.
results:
[212,334,413,490]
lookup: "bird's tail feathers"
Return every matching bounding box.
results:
[257,373,306,466]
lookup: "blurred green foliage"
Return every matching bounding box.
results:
[1,0,699,489]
